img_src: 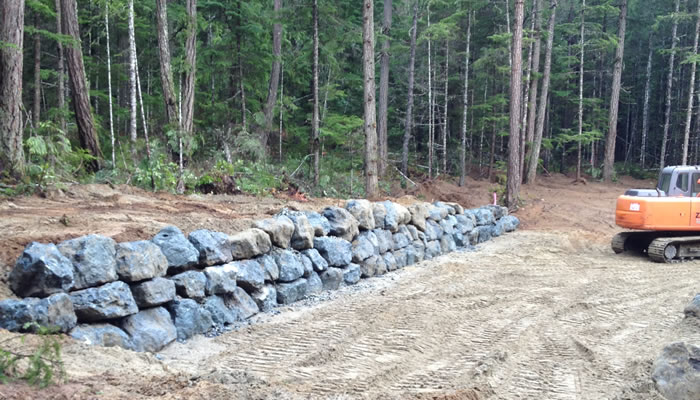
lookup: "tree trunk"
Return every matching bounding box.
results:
[105,2,116,167]
[363,0,378,198]
[312,0,320,185]
[61,0,101,170]
[459,12,472,187]
[55,0,65,132]
[442,40,449,175]
[128,0,138,144]
[155,0,178,127]
[526,0,557,184]
[237,0,247,129]
[524,0,542,183]
[682,0,700,166]
[378,0,392,176]
[0,0,25,178]
[506,0,525,208]
[33,15,41,128]
[602,0,627,181]
[576,0,585,180]
[261,0,283,149]
[182,0,197,136]
[519,1,537,180]
[640,34,652,168]
[402,2,418,176]
[428,8,433,179]
[660,0,680,170]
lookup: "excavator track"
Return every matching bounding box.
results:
[647,236,700,263]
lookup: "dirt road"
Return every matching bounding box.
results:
[1,175,698,399]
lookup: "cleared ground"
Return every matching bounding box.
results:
[1,175,698,399]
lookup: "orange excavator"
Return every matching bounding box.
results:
[613,166,700,262]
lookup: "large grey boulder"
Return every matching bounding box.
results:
[69,323,135,350]
[229,228,272,260]
[304,211,331,237]
[352,235,376,263]
[445,202,465,215]
[306,272,323,295]
[203,295,240,326]
[227,259,265,292]
[474,208,496,226]
[301,248,329,272]
[286,213,315,250]
[251,285,278,312]
[408,203,430,232]
[203,264,238,295]
[121,307,177,352]
[0,293,77,333]
[425,220,444,241]
[166,298,214,341]
[313,237,352,267]
[425,240,442,259]
[393,232,411,250]
[455,214,476,234]
[10,242,74,297]
[393,249,407,269]
[170,270,207,300]
[428,204,448,221]
[152,226,199,270]
[453,231,467,247]
[256,254,280,281]
[130,277,176,308]
[403,245,417,266]
[58,234,118,290]
[360,255,384,278]
[343,264,362,285]
[412,241,425,263]
[684,295,700,318]
[322,206,360,241]
[359,230,381,254]
[70,281,138,322]
[372,229,393,254]
[490,221,505,238]
[227,287,260,319]
[434,201,456,216]
[477,226,492,243]
[320,268,343,291]
[376,201,400,232]
[115,240,169,283]
[276,279,308,304]
[300,253,314,278]
[440,234,457,253]
[652,342,700,400]
[188,230,233,266]
[395,203,412,225]
[499,215,521,232]
[345,199,375,230]
[272,249,306,283]
[383,252,398,272]
[253,216,295,249]
[484,205,508,219]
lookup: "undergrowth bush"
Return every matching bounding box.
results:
[0,324,65,388]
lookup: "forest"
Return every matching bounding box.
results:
[0,0,696,207]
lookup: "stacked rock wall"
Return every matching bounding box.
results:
[0,200,519,352]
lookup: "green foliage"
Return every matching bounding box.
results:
[134,154,196,193]
[0,324,65,388]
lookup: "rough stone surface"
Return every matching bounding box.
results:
[434,202,456,216]
[485,205,508,219]
[684,294,700,318]
[313,237,352,267]
[121,307,177,352]
[455,214,476,234]
[203,265,238,295]
[256,254,280,282]
[320,268,343,291]
[395,203,412,225]
[276,279,308,304]
[383,252,398,271]
[0,293,77,333]
[408,203,430,231]
[373,229,393,254]
[428,205,448,221]
[445,202,465,215]
[425,240,442,259]
[301,248,329,272]
[253,216,295,249]
[251,285,277,312]
[361,255,384,278]
[152,226,199,270]
[343,264,362,285]
[474,208,496,226]
[379,201,400,232]
[467,229,480,245]
[352,235,376,263]
[425,220,444,241]
[403,245,417,266]
[322,206,360,241]
[10,242,75,298]
[203,295,239,326]
[453,231,467,247]
[499,215,521,232]
[227,260,265,292]
[170,271,207,300]
[131,277,176,308]
[70,281,138,322]
[306,272,323,295]
[300,254,314,277]
[305,211,331,237]
[440,234,457,253]
[166,299,214,341]
[372,203,388,230]
[188,230,232,266]
[272,249,306,283]
[440,217,455,236]
[70,323,134,350]
[115,241,168,283]
[477,226,493,243]
[58,234,118,290]
[229,228,272,260]
[345,199,375,230]
[287,213,315,250]
[393,249,407,269]
[412,241,425,263]
[393,232,411,250]
[652,342,700,400]
[406,225,420,241]
[228,287,260,319]
[490,221,505,238]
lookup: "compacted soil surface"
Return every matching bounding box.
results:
[1,174,697,400]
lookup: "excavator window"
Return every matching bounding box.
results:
[660,173,672,194]
[677,173,690,194]
[693,173,700,196]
